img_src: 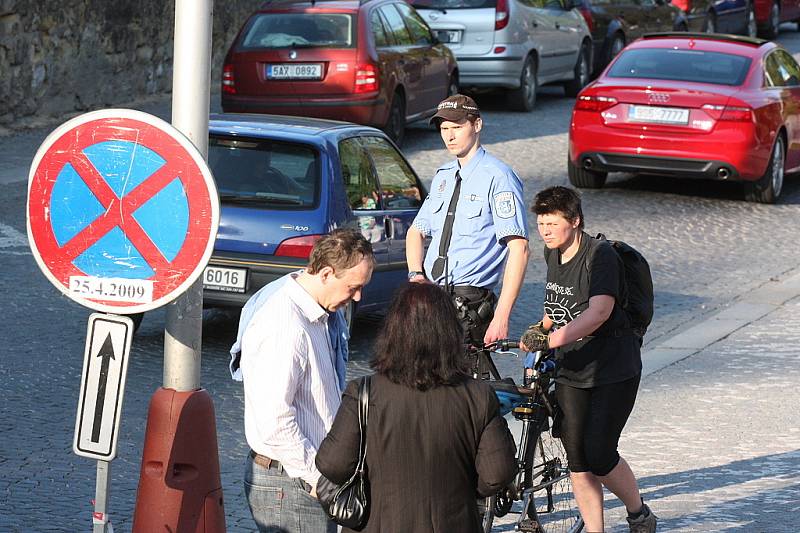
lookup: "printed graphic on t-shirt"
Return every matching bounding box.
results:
[544,283,581,328]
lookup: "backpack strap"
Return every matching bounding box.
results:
[584,233,635,338]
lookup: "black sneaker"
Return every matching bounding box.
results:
[626,503,657,533]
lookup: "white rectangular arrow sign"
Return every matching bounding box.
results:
[74,313,133,460]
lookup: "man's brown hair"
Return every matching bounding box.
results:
[307,228,375,275]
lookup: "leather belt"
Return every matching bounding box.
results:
[249,450,281,470]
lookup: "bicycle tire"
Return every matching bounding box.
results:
[528,432,584,533]
[478,495,495,533]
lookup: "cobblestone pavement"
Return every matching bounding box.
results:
[3,28,800,533]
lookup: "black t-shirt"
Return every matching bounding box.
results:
[543,232,641,388]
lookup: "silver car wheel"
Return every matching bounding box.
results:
[748,8,758,37]
[772,137,784,198]
[579,51,590,87]
[523,61,535,106]
[705,15,716,33]
[771,3,780,33]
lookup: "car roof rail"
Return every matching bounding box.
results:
[642,32,770,47]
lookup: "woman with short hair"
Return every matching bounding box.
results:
[521,186,656,533]
[316,283,517,533]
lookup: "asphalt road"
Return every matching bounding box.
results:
[2,27,800,532]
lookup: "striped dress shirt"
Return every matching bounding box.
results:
[240,273,343,486]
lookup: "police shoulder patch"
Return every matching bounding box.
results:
[494,191,516,219]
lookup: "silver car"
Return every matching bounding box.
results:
[411,0,592,111]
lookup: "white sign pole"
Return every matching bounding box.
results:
[164,0,213,391]
[73,314,133,533]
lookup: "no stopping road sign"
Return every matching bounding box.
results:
[27,109,219,313]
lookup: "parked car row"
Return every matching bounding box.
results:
[221,0,600,143]
[202,4,799,329]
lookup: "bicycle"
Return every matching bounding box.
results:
[470,341,585,533]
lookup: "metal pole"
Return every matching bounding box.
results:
[93,461,111,533]
[164,0,213,391]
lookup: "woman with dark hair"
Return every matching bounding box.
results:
[316,283,516,533]
[520,186,656,533]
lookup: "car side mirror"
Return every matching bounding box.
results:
[431,34,441,45]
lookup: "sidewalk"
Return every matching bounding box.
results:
[496,272,800,531]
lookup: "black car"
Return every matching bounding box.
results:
[570,0,688,75]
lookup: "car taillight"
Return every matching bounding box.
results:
[495,0,509,30]
[574,95,617,112]
[578,6,594,33]
[275,235,324,259]
[701,104,753,122]
[671,0,689,11]
[355,64,379,93]
[222,64,236,95]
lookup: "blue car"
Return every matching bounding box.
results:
[202,114,427,323]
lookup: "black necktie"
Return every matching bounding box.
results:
[431,171,462,280]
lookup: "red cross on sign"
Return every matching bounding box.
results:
[27,109,220,314]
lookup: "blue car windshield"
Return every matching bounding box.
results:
[208,137,319,209]
[607,48,752,86]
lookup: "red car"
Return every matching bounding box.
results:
[568,33,798,203]
[755,0,800,38]
[221,0,458,145]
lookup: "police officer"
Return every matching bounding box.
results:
[406,94,529,351]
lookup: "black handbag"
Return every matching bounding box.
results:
[317,375,371,529]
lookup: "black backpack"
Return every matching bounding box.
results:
[588,234,654,338]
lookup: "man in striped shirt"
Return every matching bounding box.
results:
[240,229,374,532]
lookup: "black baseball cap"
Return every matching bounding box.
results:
[430,94,481,125]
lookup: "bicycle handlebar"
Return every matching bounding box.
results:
[466,339,520,354]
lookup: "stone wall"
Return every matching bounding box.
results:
[0,0,261,127]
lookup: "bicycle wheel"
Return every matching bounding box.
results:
[478,495,495,533]
[529,432,584,533]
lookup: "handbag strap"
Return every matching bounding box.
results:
[355,375,371,474]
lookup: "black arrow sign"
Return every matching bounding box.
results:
[91,333,116,443]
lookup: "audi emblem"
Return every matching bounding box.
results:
[648,93,670,104]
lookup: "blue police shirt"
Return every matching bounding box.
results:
[229,271,349,391]
[412,147,528,289]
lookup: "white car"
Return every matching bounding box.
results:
[412,0,592,111]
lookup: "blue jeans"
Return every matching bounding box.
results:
[244,455,336,533]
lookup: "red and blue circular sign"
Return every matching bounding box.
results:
[27,109,219,313]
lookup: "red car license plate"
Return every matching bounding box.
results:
[267,63,323,80]
[628,105,689,125]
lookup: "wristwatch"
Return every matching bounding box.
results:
[407,271,424,281]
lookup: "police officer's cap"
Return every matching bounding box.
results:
[430,94,481,126]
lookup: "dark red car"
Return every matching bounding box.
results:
[755,0,800,38]
[221,0,458,145]
[568,33,799,203]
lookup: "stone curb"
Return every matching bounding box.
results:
[641,269,800,378]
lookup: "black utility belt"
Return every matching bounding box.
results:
[451,285,494,304]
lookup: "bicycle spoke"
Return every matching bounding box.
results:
[528,433,584,533]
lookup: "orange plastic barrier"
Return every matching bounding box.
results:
[132,388,226,532]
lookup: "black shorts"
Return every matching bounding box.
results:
[555,374,640,476]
